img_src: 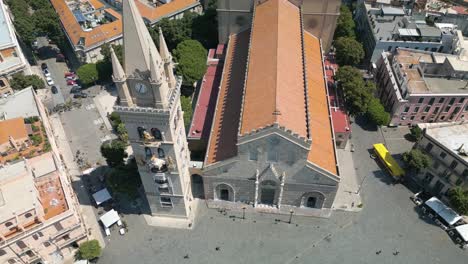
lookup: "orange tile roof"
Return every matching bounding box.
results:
[240,0,307,138]
[0,118,28,145]
[205,30,250,165]
[36,172,68,220]
[50,0,122,50]
[135,0,200,23]
[303,32,337,175]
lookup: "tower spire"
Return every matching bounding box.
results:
[111,45,133,107]
[111,46,125,81]
[158,27,177,89]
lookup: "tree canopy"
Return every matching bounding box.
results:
[367,98,390,126]
[10,73,45,90]
[77,63,99,86]
[335,66,374,115]
[334,37,364,66]
[334,5,355,39]
[173,40,207,86]
[77,240,102,260]
[402,149,432,172]
[180,95,193,128]
[100,140,127,168]
[409,126,423,141]
[448,187,468,215]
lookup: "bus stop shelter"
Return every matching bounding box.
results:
[100,209,120,228]
[92,188,112,205]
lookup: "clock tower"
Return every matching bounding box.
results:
[112,0,193,224]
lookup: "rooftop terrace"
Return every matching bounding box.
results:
[419,122,468,163]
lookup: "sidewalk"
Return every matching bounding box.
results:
[93,90,117,131]
[49,114,106,248]
[332,143,362,212]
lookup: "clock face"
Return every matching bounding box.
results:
[135,82,148,94]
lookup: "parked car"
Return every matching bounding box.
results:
[70,87,80,93]
[64,71,75,77]
[43,69,51,77]
[66,80,76,86]
[66,75,78,81]
[73,92,87,98]
[105,228,111,237]
[72,84,82,90]
[41,63,48,70]
[51,86,58,94]
[56,53,65,62]
[46,76,54,86]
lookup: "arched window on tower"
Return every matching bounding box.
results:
[137,127,146,139]
[157,148,165,158]
[145,147,152,159]
[151,128,162,140]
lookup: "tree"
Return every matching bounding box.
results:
[106,158,141,198]
[100,140,127,167]
[335,66,374,115]
[402,149,432,172]
[448,187,468,215]
[151,14,194,51]
[409,126,422,141]
[173,40,207,86]
[10,73,45,90]
[77,63,99,86]
[180,95,193,128]
[192,2,218,48]
[334,37,364,66]
[334,5,355,39]
[367,98,390,126]
[100,43,123,65]
[77,240,102,260]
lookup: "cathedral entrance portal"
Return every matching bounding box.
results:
[259,180,277,205]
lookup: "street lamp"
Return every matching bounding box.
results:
[242,206,246,220]
[288,209,294,224]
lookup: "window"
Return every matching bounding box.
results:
[137,127,146,139]
[463,169,468,179]
[24,212,32,218]
[424,172,434,183]
[151,128,162,140]
[428,98,435,105]
[157,148,165,158]
[0,80,5,87]
[158,186,170,193]
[433,161,440,169]
[160,197,172,207]
[431,47,437,52]
[439,98,444,104]
[433,107,440,114]
[418,98,424,104]
[32,233,38,240]
[387,46,392,51]
[267,151,277,162]
[424,106,430,113]
[403,106,410,113]
[0,249,5,256]
[249,150,258,161]
[62,234,70,241]
[433,180,445,193]
[220,189,229,200]
[444,106,451,112]
[414,107,420,113]
[16,241,27,249]
[421,116,426,121]
[410,116,415,120]
[449,98,455,105]
[425,143,433,152]
[5,222,13,227]
[449,161,458,170]
[43,242,50,247]
[8,259,17,264]
[440,152,447,159]
[459,98,464,103]
[145,147,152,158]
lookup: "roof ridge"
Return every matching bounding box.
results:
[273,0,280,120]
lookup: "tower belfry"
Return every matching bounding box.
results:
[113,0,193,225]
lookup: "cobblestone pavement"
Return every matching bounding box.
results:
[96,116,468,264]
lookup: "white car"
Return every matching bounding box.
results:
[105,228,111,236]
[46,76,54,86]
[43,69,51,77]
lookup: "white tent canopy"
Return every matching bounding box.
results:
[455,224,468,242]
[100,209,120,228]
[424,197,462,225]
[92,188,112,205]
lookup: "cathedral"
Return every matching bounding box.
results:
[113,0,193,220]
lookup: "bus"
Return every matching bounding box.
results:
[373,143,405,179]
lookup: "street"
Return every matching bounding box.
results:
[95,116,467,264]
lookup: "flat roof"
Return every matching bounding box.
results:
[0,161,37,224]
[0,2,13,47]
[28,152,57,178]
[419,123,468,163]
[382,6,405,16]
[0,87,39,119]
[135,0,200,24]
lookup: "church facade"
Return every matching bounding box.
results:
[112,0,193,219]
[202,0,340,214]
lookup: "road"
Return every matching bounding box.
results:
[96,115,468,264]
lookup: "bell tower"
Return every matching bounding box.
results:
[113,0,193,224]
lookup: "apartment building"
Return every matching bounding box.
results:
[375,48,468,126]
[412,122,468,203]
[355,1,459,63]
[0,87,87,263]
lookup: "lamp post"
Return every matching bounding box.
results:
[288,209,294,224]
[242,206,246,220]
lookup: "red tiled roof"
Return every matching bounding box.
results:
[0,118,28,144]
[304,32,337,175]
[239,0,307,138]
[134,0,200,23]
[205,30,250,165]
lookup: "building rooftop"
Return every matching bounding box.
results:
[419,122,468,163]
[0,2,14,48]
[240,0,307,138]
[0,87,39,119]
[0,160,38,224]
[134,0,200,24]
[0,117,27,145]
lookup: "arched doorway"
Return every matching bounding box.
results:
[301,192,325,209]
[215,183,234,202]
[191,174,205,199]
[260,180,277,205]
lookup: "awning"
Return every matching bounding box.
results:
[100,209,120,228]
[455,224,468,242]
[92,188,112,205]
[424,197,462,225]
